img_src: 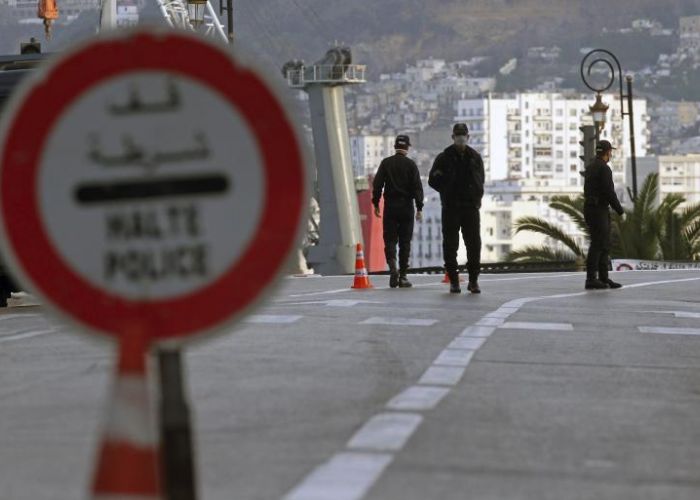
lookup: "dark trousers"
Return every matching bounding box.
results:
[383,201,414,274]
[584,206,611,281]
[442,205,481,281]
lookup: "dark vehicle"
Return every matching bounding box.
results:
[0,52,46,305]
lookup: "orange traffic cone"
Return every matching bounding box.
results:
[351,243,373,289]
[92,337,161,500]
[442,272,465,283]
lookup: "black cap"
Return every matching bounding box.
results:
[453,123,469,135]
[596,140,616,153]
[394,134,411,149]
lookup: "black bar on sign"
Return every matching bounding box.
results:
[74,174,229,204]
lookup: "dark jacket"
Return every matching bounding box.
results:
[582,157,624,215]
[428,145,485,209]
[372,153,424,210]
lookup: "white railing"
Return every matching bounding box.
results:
[285,64,367,88]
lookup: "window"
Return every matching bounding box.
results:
[569,109,577,116]
[570,151,577,158]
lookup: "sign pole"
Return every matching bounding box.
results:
[158,346,198,500]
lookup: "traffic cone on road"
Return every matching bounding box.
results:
[442,272,465,283]
[351,243,373,289]
[92,337,161,500]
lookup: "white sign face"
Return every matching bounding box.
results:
[0,30,308,342]
[39,73,265,300]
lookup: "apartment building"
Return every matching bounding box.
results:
[658,154,700,205]
[349,134,395,178]
[454,93,649,194]
[680,15,700,53]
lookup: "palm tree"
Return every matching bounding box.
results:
[507,174,700,263]
[506,195,588,263]
[612,173,700,260]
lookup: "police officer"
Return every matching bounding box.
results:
[428,123,485,294]
[372,134,424,288]
[582,139,624,290]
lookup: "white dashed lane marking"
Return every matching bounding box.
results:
[460,325,496,337]
[386,386,450,411]
[283,452,393,500]
[245,315,302,324]
[639,310,700,319]
[638,326,700,336]
[433,349,475,367]
[347,413,423,452]
[360,317,438,327]
[418,365,467,386]
[500,321,573,331]
[448,337,486,350]
[282,274,700,500]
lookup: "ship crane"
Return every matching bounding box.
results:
[36,0,229,44]
[37,0,58,39]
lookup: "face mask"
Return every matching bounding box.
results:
[454,135,468,147]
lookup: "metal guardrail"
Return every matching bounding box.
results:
[369,261,582,275]
[285,64,367,88]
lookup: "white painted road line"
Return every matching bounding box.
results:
[0,329,54,343]
[448,337,486,350]
[641,310,700,319]
[283,452,393,500]
[638,326,700,336]
[0,313,43,322]
[418,365,467,386]
[433,349,475,367]
[460,325,495,337]
[476,317,505,327]
[283,274,700,500]
[500,321,574,331]
[360,317,438,327]
[386,386,450,411]
[277,299,383,307]
[347,413,423,452]
[245,315,302,324]
[288,288,351,298]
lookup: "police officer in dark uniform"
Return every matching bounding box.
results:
[582,139,624,290]
[372,134,424,288]
[428,123,485,294]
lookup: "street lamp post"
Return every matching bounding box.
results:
[186,0,206,26]
[580,49,638,200]
[589,92,609,142]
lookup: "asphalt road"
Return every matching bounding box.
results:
[1,270,700,500]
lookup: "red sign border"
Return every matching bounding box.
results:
[0,31,307,342]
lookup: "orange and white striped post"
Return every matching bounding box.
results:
[351,243,373,289]
[91,333,161,500]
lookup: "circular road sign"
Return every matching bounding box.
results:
[0,30,309,343]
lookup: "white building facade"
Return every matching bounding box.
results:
[454,93,649,196]
[350,135,395,178]
[658,154,700,206]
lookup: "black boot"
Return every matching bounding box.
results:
[448,272,461,294]
[585,278,609,290]
[467,280,481,294]
[604,278,622,289]
[388,260,399,288]
[398,273,413,288]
